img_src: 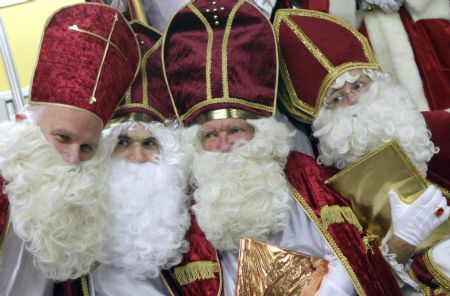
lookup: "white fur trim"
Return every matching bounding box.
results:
[364,11,430,111]
[328,0,363,28]
[404,0,450,21]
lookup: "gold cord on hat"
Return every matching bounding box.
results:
[68,13,122,104]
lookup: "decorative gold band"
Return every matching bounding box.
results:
[107,112,156,127]
[192,108,260,124]
[173,260,220,286]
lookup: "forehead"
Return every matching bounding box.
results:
[201,118,249,130]
[120,123,153,139]
[38,105,103,142]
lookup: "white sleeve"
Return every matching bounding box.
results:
[380,232,420,291]
[430,239,450,277]
[315,255,356,296]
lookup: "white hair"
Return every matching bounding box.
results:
[99,121,190,279]
[103,120,187,170]
[0,121,110,280]
[183,117,293,252]
[313,73,438,176]
[98,156,190,279]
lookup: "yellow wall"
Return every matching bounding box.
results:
[0,0,83,93]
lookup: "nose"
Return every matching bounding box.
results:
[217,133,232,152]
[127,144,148,163]
[62,145,81,165]
[345,91,359,105]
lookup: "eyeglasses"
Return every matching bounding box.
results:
[324,75,373,109]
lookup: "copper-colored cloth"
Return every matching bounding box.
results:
[235,238,328,296]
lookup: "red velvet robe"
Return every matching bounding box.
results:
[285,152,402,296]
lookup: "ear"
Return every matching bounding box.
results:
[15,113,27,122]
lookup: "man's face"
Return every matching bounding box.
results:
[324,69,373,109]
[112,123,159,163]
[200,118,255,152]
[33,105,103,164]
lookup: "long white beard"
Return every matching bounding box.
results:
[0,121,110,280]
[98,154,190,279]
[312,79,438,176]
[184,117,292,253]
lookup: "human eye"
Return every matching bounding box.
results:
[80,144,94,153]
[143,138,158,148]
[54,133,70,143]
[117,137,130,146]
[353,81,366,90]
[201,131,217,140]
[230,126,245,134]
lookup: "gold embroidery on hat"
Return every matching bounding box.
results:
[222,0,246,99]
[68,24,127,62]
[284,17,334,73]
[115,39,165,121]
[68,14,121,104]
[180,97,273,122]
[141,39,163,108]
[274,9,379,121]
[189,3,213,100]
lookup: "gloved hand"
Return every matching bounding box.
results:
[388,186,449,246]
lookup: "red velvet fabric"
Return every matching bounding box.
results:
[0,176,9,250]
[112,22,176,122]
[423,111,450,190]
[163,0,277,124]
[53,278,90,296]
[410,253,448,296]
[399,9,450,111]
[297,0,330,12]
[30,3,140,125]
[285,152,402,296]
[163,213,222,296]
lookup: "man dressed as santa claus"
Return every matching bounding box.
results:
[0,3,140,295]
[90,19,191,296]
[275,8,450,295]
[161,1,406,295]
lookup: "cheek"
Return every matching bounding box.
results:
[232,130,254,143]
[202,139,217,151]
[144,148,159,162]
[112,147,128,159]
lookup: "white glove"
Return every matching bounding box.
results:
[388,186,450,246]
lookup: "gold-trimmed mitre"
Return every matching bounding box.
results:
[109,21,176,126]
[162,0,278,125]
[273,9,380,123]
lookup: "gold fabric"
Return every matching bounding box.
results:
[325,140,450,252]
[235,238,328,296]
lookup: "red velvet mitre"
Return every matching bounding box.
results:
[273,9,380,123]
[110,21,176,125]
[163,0,278,125]
[30,3,141,125]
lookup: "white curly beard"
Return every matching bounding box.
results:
[0,121,110,280]
[312,78,438,176]
[183,117,293,253]
[98,123,190,280]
